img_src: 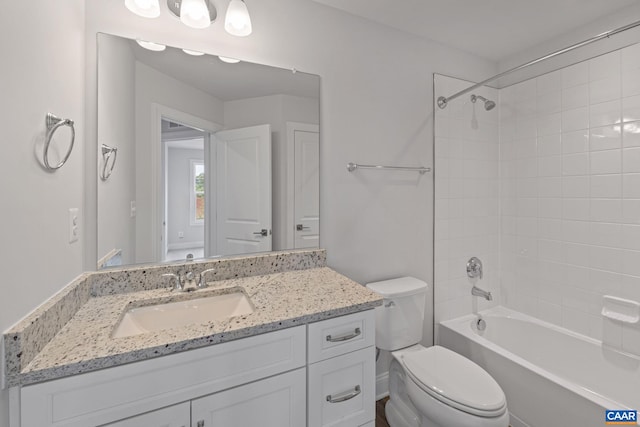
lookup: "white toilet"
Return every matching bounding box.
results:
[366,277,509,427]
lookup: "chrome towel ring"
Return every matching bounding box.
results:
[100,144,118,181]
[44,113,75,170]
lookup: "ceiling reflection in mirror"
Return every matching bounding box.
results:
[97,33,320,269]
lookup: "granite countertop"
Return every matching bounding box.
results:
[10,266,382,386]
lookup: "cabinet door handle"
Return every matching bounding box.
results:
[326,385,361,403]
[326,327,361,342]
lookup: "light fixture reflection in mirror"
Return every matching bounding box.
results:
[136,39,166,51]
[183,49,205,56]
[97,33,320,270]
[218,56,240,64]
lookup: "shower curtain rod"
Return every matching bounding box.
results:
[437,18,640,109]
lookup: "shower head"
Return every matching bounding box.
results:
[471,94,496,111]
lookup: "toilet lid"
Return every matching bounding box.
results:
[401,346,506,416]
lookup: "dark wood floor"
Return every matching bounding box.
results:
[376,397,390,427]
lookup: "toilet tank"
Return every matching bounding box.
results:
[366,277,428,351]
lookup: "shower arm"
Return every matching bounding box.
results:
[437,18,640,109]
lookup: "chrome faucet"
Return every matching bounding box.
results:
[467,257,483,280]
[162,268,216,292]
[471,285,493,301]
[467,257,492,301]
[198,268,216,288]
[162,273,184,291]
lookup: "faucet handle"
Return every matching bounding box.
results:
[162,273,183,291]
[198,268,216,288]
[467,257,483,280]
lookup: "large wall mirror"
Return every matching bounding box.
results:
[97,33,320,269]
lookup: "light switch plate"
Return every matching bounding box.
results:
[69,208,79,243]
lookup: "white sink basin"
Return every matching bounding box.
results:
[112,292,254,338]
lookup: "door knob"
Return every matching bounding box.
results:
[253,229,268,237]
[296,224,310,231]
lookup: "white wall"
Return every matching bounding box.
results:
[433,75,501,328]
[97,34,136,266]
[134,62,224,263]
[499,43,640,355]
[224,94,319,249]
[0,2,498,421]
[0,1,85,424]
[82,0,496,387]
[167,146,205,247]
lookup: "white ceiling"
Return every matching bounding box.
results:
[312,0,639,61]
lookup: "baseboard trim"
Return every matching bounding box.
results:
[167,241,204,251]
[376,371,389,401]
[509,412,529,427]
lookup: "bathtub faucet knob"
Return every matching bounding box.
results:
[467,257,483,280]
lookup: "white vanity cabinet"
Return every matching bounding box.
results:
[307,311,376,427]
[14,310,376,427]
[17,326,306,427]
[101,403,190,427]
[191,368,306,427]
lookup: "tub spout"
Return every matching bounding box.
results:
[472,285,492,301]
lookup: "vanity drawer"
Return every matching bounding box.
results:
[307,346,375,427]
[307,310,375,363]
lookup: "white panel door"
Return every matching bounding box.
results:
[191,368,306,427]
[294,127,319,249]
[101,402,189,427]
[215,125,272,256]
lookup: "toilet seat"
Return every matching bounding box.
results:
[401,346,507,418]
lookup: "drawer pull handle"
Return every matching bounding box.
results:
[326,385,361,403]
[326,327,361,342]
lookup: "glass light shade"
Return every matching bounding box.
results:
[218,56,240,64]
[183,49,206,56]
[136,40,166,51]
[224,0,252,37]
[180,0,211,29]
[124,0,160,18]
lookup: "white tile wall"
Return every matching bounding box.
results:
[499,44,640,355]
[434,74,500,324]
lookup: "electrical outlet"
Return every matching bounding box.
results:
[130,201,137,218]
[69,208,79,243]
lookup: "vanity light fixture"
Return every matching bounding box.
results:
[136,39,167,51]
[218,56,241,63]
[125,0,251,36]
[125,0,161,18]
[179,0,212,28]
[166,0,217,29]
[224,0,252,37]
[183,49,206,56]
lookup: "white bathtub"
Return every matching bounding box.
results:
[439,306,640,427]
